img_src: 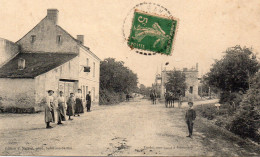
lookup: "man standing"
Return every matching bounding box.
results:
[86,91,92,112]
[185,102,196,138]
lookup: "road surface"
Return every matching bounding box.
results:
[0,98,259,156]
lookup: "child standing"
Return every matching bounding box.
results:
[185,102,196,138]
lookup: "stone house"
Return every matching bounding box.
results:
[0,9,101,109]
[155,63,199,100]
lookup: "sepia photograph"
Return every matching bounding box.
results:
[0,0,259,156]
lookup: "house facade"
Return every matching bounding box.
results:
[154,64,199,101]
[0,9,100,109]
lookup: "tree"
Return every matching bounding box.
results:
[205,46,259,93]
[165,69,187,96]
[139,84,152,97]
[199,76,219,98]
[100,58,138,93]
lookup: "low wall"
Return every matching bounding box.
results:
[0,78,35,108]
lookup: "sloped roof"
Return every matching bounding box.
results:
[0,53,77,78]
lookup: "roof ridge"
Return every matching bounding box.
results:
[21,51,78,55]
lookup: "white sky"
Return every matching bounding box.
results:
[0,0,259,86]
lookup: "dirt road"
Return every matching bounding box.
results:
[0,99,259,156]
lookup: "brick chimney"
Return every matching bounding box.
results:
[47,9,59,25]
[77,35,84,45]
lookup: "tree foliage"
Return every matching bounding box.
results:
[165,70,187,96]
[229,71,260,142]
[139,84,152,97]
[205,46,260,93]
[99,58,138,105]
[100,58,138,93]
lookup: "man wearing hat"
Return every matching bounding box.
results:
[45,90,55,128]
[86,91,92,112]
[185,102,196,138]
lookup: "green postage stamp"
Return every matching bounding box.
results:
[128,9,178,55]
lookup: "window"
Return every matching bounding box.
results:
[93,62,95,77]
[189,86,193,94]
[56,35,62,44]
[86,58,89,66]
[31,35,36,43]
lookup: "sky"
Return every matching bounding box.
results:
[0,0,259,86]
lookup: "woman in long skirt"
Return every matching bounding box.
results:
[74,89,84,116]
[66,93,75,120]
[45,90,55,129]
[57,91,66,124]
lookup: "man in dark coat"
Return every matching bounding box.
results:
[185,102,196,138]
[164,92,169,108]
[86,91,92,112]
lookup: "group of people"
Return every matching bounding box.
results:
[164,92,183,108]
[44,89,92,129]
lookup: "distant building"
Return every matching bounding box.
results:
[154,63,199,100]
[0,9,101,109]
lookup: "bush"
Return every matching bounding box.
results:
[200,105,216,120]
[229,72,260,143]
[219,92,243,106]
[99,89,126,105]
[229,106,260,142]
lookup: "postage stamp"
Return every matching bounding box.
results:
[128,10,177,55]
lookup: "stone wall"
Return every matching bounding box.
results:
[183,71,199,100]
[35,57,79,104]
[0,78,35,107]
[16,17,79,54]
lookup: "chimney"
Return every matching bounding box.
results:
[47,9,59,25]
[18,58,25,70]
[77,35,84,45]
[196,63,198,71]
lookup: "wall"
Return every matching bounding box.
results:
[0,78,35,107]
[16,17,79,54]
[78,47,100,104]
[35,57,79,103]
[0,38,19,66]
[183,71,199,100]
